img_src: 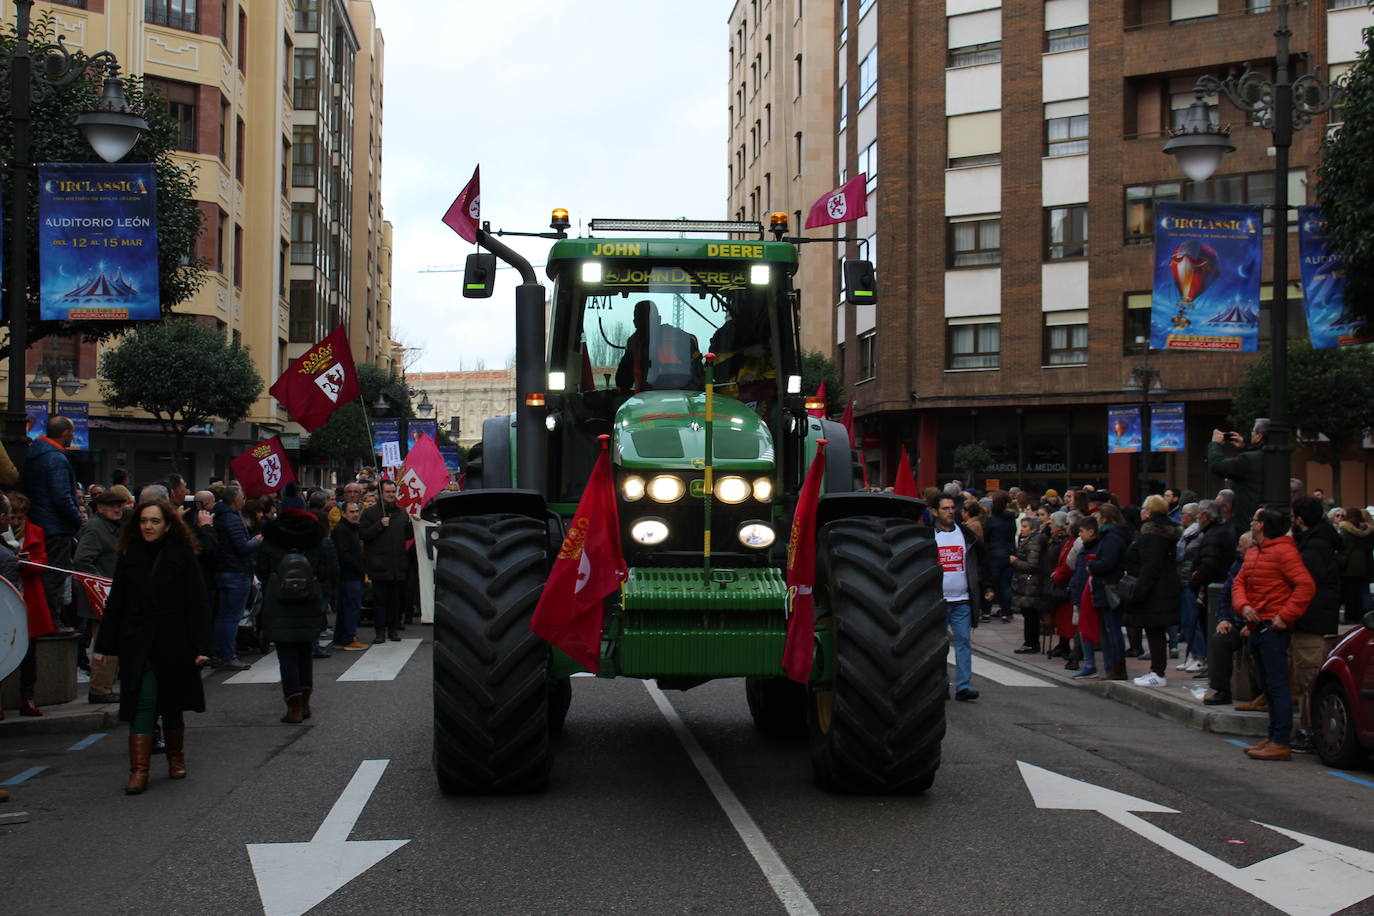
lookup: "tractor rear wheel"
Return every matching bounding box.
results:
[433,514,553,793]
[745,676,808,739]
[808,517,947,794]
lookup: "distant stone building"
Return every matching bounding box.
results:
[406,370,516,450]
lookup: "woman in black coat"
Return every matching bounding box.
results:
[92,499,210,795]
[1122,494,1182,685]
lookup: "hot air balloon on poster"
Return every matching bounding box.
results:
[1169,240,1219,329]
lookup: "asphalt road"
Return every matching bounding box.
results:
[4,633,1374,916]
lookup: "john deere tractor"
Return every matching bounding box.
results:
[429,213,947,794]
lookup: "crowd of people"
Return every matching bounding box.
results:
[0,419,428,796]
[927,431,1372,764]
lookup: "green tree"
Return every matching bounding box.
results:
[0,11,205,361]
[99,320,262,473]
[1228,339,1374,499]
[800,349,843,416]
[301,364,415,470]
[1317,11,1374,308]
[953,442,992,490]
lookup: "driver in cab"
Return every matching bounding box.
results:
[616,300,703,392]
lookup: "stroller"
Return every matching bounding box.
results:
[236,577,271,655]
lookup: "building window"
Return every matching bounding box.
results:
[290,203,315,264]
[1329,0,1365,8]
[48,0,86,7]
[858,332,876,381]
[947,320,1001,370]
[837,83,847,132]
[237,8,247,72]
[295,0,318,31]
[1248,0,1273,10]
[764,103,771,140]
[1123,292,1151,354]
[765,34,771,72]
[218,96,229,161]
[1124,169,1304,242]
[795,54,803,97]
[948,41,1001,68]
[858,49,877,107]
[145,0,198,31]
[1170,93,1218,130]
[947,215,1000,267]
[858,140,877,193]
[289,281,315,342]
[220,0,228,42]
[947,110,1001,168]
[1045,205,1087,260]
[1044,313,1088,366]
[292,126,316,186]
[233,224,243,288]
[794,131,803,176]
[1045,100,1088,156]
[858,0,875,16]
[1170,0,1218,22]
[280,139,289,196]
[234,116,245,181]
[293,49,318,110]
[839,0,848,45]
[216,209,227,274]
[1045,24,1088,52]
[1125,182,1181,242]
[145,78,197,152]
[750,60,758,94]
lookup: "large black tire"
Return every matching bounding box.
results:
[746,676,808,739]
[548,677,572,736]
[1313,681,1364,769]
[808,517,948,794]
[433,514,553,793]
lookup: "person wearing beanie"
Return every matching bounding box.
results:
[256,486,336,724]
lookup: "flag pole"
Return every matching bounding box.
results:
[702,353,715,582]
[359,401,383,478]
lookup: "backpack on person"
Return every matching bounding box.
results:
[274,548,321,604]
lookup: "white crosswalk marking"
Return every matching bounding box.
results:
[224,654,284,685]
[336,639,422,682]
[948,649,1053,687]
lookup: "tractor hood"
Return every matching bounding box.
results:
[613,391,774,472]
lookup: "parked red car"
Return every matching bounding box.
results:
[1312,610,1374,768]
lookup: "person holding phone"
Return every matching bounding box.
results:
[1207,421,1268,532]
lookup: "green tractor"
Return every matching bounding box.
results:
[429,214,947,794]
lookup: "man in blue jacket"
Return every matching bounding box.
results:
[210,484,260,670]
[22,416,82,632]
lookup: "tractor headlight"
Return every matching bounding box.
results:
[714,475,750,504]
[738,522,775,549]
[647,475,686,503]
[752,477,773,502]
[630,518,670,546]
[622,475,646,501]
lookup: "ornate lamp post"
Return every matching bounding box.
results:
[26,354,80,415]
[4,0,147,457]
[1123,366,1167,504]
[1161,0,1340,510]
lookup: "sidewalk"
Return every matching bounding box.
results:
[0,698,118,738]
[970,617,1269,738]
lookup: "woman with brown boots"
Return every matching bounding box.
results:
[92,499,210,795]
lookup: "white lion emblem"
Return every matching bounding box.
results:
[826,192,847,220]
[314,362,346,402]
[259,453,282,488]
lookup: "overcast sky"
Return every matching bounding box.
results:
[377,1,733,372]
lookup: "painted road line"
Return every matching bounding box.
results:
[645,682,819,916]
[247,759,408,916]
[2,766,47,786]
[225,654,283,685]
[1224,739,1251,748]
[951,649,1053,687]
[336,639,421,682]
[67,733,107,751]
[1328,770,1374,789]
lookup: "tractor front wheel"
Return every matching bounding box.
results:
[433,514,554,793]
[745,676,808,739]
[808,517,948,794]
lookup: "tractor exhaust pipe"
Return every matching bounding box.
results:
[478,228,546,492]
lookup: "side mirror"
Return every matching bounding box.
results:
[462,252,497,299]
[843,259,876,305]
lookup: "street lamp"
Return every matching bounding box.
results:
[1123,366,1168,504]
[4,0,148,459]
[26,356,80,415]
[415,391,434,419]
[1161,0,1340,510]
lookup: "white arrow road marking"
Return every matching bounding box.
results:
[246,759,408,916]
[948,649,1052,687]
[336,638,422,681]
[1019,761,1374,916]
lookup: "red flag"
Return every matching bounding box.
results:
[783,440,827,683]
[804,174,868,229]
[268,325,361,431]
[230,436,297,499]
[807,380,827,418]
[893,447,917,497]
[19,560,112,619]
[529,439,627,672]
[441,165,481,244]
[395,433,451,519]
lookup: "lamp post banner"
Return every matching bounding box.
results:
[439,446,462,474]
[24,402,46,441]
[1149,402,1185,453]
[1297,206,1372,349]
[1108,406,1142,454]
[1150,202,1261,352]
[37,162,160,321]
[372,418,399,456]
[58,402,89,451]
[407,418,437,449]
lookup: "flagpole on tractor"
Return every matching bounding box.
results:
[702,354,715,582]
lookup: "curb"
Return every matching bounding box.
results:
[0,705,118,738]
[972,645,1268,738]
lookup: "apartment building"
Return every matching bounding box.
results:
[741,0,1374,502]
[11,0,390,486]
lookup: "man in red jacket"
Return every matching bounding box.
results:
[1232,507,1316,761]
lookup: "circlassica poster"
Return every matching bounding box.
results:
[38,162,160,321]
[1150,201,1262,352]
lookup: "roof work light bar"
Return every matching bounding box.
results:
[588,218,764,237]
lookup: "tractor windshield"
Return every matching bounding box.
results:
[578,262,778,406]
